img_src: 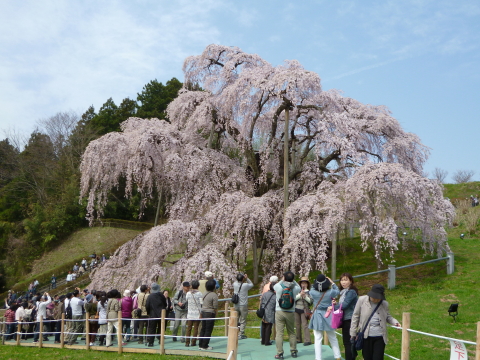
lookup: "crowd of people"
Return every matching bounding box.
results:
[3,269,400,360]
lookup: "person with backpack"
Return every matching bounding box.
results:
[308,274,341,360]
[273,271,301,359]
[232,273,253,340]
[172,281,190,342]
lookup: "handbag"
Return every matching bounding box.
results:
[231,282,243,304]
[256,292,274,319]
[303,299,312,321]
[355,300,383,350]
[331,302,343,329]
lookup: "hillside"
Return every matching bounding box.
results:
[7,227,142,294]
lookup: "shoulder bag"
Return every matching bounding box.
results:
[256,292,274,319]
[355,300,383,350]
[303,298,313,321]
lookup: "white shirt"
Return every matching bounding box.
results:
[70,297,85,316]
[66,274,73,282]
[36,296,52,321]
[15,306,25,321]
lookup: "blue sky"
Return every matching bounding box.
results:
[1,0,479,183]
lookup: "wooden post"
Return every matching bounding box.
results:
[323,330,329,345]
[16,321,21,345]
[85,314,90,350]
[475,321,480,360]
[39,315,43,348]
[117,311,123,354]
[226,310,239,360]
[60,313,65,348]
[224,302,229,336]
[1,320,4,345]
[401,312,410,360]
[160,309,166,354]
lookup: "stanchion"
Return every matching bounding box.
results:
[323,330,329,345]
[475,321,480,360]
[86,314,90,350]
[225,302,229,336]
[226,310,239,360]
[401,312,410,360]
[60,313,65,348]
[39,315,43,348]
[1,320,5,345]
[117,311,123,354]
[160,309,166,354]
[16,322,21,345]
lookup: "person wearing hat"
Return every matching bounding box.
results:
[308,274,341,360]
[350,284,401,360]
[198,271,220,294]
[172,281,190,342]
[121,290,133,344]
[145,283,167,347]
[295,276,313,346]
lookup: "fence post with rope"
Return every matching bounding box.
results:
[224,302,229,336]
[476,321,480,360]
[117,311,122,354]
[16,321,21,345]
[226,309,238,360]
[60,313,65,348]
[401,312,410,360]
[160,309,166,354]
[85,314,90,350]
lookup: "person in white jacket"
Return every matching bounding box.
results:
[33,293,51,342]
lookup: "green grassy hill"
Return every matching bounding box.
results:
[4,227,142,296]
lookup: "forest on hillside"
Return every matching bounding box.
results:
[0,77,183,290]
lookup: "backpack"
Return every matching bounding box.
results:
[65,301,72,319]
[278,283,294,309]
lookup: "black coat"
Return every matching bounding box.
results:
[145,292,167,318]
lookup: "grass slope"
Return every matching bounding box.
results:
[8,227,142,295]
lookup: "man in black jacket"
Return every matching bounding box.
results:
[145,282,167,347]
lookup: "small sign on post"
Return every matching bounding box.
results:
[450,339,467,360]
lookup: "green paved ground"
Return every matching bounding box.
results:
[4,335,340,359]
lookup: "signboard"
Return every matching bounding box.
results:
[450,340,468,360]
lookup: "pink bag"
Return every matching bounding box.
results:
[331,303,343,329]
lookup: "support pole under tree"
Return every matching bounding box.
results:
[154,188,163,227]
[401,312,410,360]
[283,107,290,244]
[331,231,337,281]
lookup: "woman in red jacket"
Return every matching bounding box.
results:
[121,290,134,344]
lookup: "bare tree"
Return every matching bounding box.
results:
[433,167,449,183]
[452,170,475,184]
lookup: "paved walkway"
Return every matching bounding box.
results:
[3,335,340,359]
